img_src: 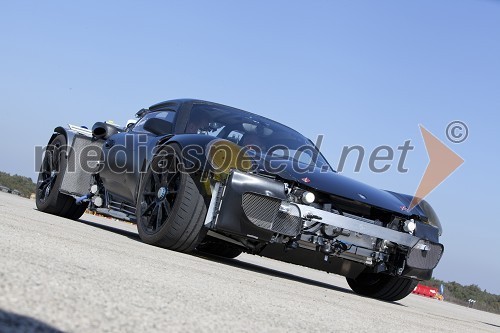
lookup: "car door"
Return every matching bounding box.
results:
[99,111,177,204]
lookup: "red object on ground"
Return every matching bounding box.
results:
[412,284,438,298]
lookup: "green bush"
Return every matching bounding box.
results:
[421,277,500,314]
[0,171,36,198]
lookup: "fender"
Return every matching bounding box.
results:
[48,126,78,152]
[387,191,443,237]
[47,125,93,154]
[155,134,221,174]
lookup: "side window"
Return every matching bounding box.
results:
[185,108,211,134]
[132,111,176,133]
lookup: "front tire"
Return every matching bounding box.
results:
[346,273,418,302]
[136,144,207,252]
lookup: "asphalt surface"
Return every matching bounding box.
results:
[1,192,499,333]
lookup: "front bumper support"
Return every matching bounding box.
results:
[294,203,421,248]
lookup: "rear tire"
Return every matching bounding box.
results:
[36,134,88,220]
[65,202,88,220]
[136,144,207,253]
[346,273,418,302]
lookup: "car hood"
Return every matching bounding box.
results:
[263,159,416,217]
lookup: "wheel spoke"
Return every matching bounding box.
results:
[166,170,180,185]
[158,156,172,184]
[51,147,60,172]
[155,204,163,230]
[152,172,162,188]
[44,151,54,172]
[142,201,156,217]
[38,178,51,193]
[38,178,51,187]
[152,171,159,184]
[41,155,51,174]
[38,174,56,198]
[157,157,168,171]
[162,201,171,217]
[146,204,159,228]
[147,176,157,194]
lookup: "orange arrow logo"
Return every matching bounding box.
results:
[409,125,465,210]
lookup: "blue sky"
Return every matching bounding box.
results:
[1,1,499,293]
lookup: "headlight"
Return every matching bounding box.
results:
[403,219,417,233]
[418,199,443,236]
[301,191,315,204]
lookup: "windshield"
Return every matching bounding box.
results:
[187,103,332,171]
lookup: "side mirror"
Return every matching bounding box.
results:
[126,119,138,129]
[143,118,173,136]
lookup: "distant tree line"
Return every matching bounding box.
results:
[422,277,500,314]
[0,171,36,198]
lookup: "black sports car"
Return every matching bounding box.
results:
[36,99,443,301]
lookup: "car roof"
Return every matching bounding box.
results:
[149,98,236,111]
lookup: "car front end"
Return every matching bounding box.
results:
[205,169,443,283]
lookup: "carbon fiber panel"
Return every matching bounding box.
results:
[241,192,302,236]
[406,242,443,270]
